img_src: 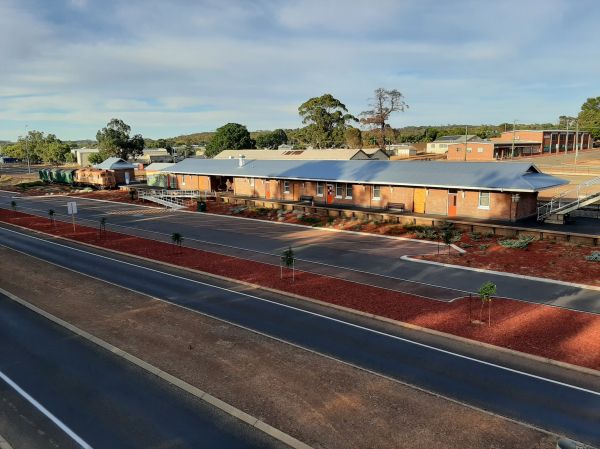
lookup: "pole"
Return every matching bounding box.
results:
[564,118,570,155]
[25,124,31,174]
[575,120,579,165]
[72,213,76,232]
[510,119,516,159]
[463,125,468,161]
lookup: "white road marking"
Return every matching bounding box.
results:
[0,370,93,449]
[1,226,599,397]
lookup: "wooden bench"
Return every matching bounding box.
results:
[299,195,314,204]
[387,202,405,212]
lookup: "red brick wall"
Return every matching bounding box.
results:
[176,174,210,190]
[447,143,495,161]
[424,189,448,215]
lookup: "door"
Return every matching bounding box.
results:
[265,180,270,199]
[414,188,426,214]
[326,184,334,204]
[448,192,457,217]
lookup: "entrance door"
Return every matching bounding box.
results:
[448,192,457,217]
[414,188,426,214]
[265,180,270,199]
[326,184,334,204]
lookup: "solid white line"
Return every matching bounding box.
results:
[401,255,600,292]
[1,226,599,396]
[0,370,93,449]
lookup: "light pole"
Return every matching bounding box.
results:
[574,119,579,165]
[564,118,570,157]
[510,119,517,159]
[25,124,31,174]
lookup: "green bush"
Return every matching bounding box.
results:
[498,236,535,249]
[469,232,482,241]
[300,216,321,225]
[586,252,600,262]
[16,180,45,190]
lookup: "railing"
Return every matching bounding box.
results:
[537,176,600,221]
[138,189,216,209]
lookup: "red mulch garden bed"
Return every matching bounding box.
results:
[420,233,600,287]
[1,208,599,370]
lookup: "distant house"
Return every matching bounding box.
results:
[94,157,136,184]
[278,144,294,151]
[427,135,479,154]
[386,144,418,158]
[213,148,389,161]
[71,147,100,167]
[493,129,593,154]
[136,148,174,164]
[145,162,176,188]
[447,139,542,161]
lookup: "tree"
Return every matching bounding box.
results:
[256,129,288,149]
[171,232,183,253]
[48,209,55,225]
[2,131,70,164]
[345,127,363,148]
[478,281,497,326]
[360,88,408,149]
[205,123,255,158]
[96,118,145,160]
[298,94,357,148]
[578,97,600,140]
[88,150,112,165]
[280,246,295,281]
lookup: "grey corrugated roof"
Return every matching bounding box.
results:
[94,157,136,170]
[434,135,479,143]
[162,159,568,192]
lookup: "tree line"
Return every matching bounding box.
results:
[2,94,599,163]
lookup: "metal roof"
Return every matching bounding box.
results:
[213,148,388,160]
[163,159,568,192]
[93,157,136,170]
[433,135,479,143]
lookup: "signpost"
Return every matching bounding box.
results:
[67,201,78,231]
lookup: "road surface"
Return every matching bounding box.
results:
[2,191,599,312]
[0,289,289,449]
[1,224,598,447]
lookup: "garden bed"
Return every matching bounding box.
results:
[420,232,600,286]
[1,207,599,370]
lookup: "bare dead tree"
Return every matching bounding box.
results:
[360,88,408,149]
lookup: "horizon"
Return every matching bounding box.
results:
[1,0,599,141]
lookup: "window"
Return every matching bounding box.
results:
[372,185,381,200]
[283,180,290,193]
[317,182,324,196]
[467,147,472,153]
[478,192,490,209]
[440,143,448,148]
[249,177,255,187]
[336,183,343,198]
[477,147,484,153]
[345,184,353,199]
[181,175,186,185]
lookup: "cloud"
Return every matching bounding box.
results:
[0,0,599,140]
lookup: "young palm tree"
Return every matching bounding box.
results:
[171,232,183,252]
[281,246,295,281]
[10,200,16,211]
[48,209,55,225]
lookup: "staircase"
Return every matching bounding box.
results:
[537,176,600,223]
[138,189,214,210]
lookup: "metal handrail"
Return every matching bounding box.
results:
[537,176,600,220]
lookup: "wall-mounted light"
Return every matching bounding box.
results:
[512,193,520,203]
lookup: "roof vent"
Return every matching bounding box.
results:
[238,154,246,167]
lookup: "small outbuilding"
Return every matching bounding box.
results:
[94,157,136,184]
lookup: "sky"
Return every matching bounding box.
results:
[1,0,599,141]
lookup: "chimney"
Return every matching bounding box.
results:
[238,154,246,167]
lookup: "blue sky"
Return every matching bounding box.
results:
[1,0,599,140]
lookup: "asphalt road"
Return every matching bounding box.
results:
[1,225,599,446]
[3,191,599,312]
[0,290,289,449]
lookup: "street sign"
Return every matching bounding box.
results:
[67,201,78,215]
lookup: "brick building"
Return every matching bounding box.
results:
[163,158,566,222]
[447,140,542,161]
[495,130,592,154]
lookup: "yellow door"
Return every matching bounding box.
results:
[414,188,426,214]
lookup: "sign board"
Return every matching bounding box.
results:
[67,201,78,215]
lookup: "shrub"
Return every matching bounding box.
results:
[479,244,490,251]
[300,216,321,225]
[469,232,482,241]
[16,180,45,190]
[498,236,535,249]
[586,252,600,262]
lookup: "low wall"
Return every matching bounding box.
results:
[219,196,599,246]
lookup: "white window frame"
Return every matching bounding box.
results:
[249,177,255,187]
[477,147,484,153]
[181,175,186,185]
[467,147,472,153]
[283,180,290,193]
[478,191,490,209]
[335,183,343,198]
[316,182,324,197]
[345,184,353,199]
[372,185,381,200]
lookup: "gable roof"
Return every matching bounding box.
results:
[145,163,175,172]
[93,157,136,170]
[433,135,479,143]
[163,159,567,192]
[213,148,388,160]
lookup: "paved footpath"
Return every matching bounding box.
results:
[2,191,599,313]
